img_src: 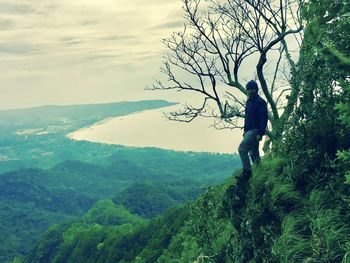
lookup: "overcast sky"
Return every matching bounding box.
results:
[0,0,188,110]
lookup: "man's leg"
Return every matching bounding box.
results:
[249,136,261,165]
[235,130,257,201]
[238,130,257,175]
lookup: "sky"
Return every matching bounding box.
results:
[0,0,301,111]
[0,0,187,110]
[0,0,302,152]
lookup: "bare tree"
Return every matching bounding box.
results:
[149,0,303,145]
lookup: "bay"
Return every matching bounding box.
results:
[67,105,243,154]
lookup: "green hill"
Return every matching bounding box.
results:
[0,149,239,263]
[113,180,201,218]
[0,168,93,262]
[22,155,350,262]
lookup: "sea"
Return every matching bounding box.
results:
[67,105,244,154]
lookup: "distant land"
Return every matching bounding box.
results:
[0,100,176,131]
[0,100,177,172]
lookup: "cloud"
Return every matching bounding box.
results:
[151,20,185,30]
[101,35,138,41]
[0,18,15,30]
[59,37,83,46]
[0,42,39,54]
[0,2,34,14]
[82,53,121,62]
[81,20,99,26]
[0,0,188,109]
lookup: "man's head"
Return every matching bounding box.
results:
[246,80,258,99]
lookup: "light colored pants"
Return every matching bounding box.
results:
[238,130,260,171]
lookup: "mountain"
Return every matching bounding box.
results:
[22,154,350,263]
[0,149,240,263]
[112,180,201,218]
[0,168,93,262]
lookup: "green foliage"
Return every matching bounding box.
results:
[336,80,350,185]
[0,99,239,262]
[113,180,201,218]
[272,212,312,261]
[23,153,350,262]
[308,208,350,261]
[268,3,350,256]
[25,200,147,263]
[24,181,235,263]
[221,158,303,262]
[25,204,189,263]
[1,147,238,262]
[0,168,92,263]
[157,185,234,262]
[336,80,350,130]
[81,200,144,225]
[273,190,350,262]
[250,158,303,217]
[265,3,350,260]
[337,150,350,184]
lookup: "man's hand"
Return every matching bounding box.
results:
[256,135,262,141]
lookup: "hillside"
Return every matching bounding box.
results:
[0,149,240,263]
[21,0,350,262]
[22,155,350,262]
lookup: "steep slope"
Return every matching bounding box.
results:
[24,155,350,262]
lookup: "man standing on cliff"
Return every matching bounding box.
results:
[236,80,268,185]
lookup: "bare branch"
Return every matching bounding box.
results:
[165,97,213,122]
[151,0,304,140]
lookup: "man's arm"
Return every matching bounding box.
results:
[257,100,268,137]
[243,102,248,136]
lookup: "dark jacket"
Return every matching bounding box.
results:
[244,94,268,137]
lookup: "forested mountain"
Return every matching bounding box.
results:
[1,148,239,263]
[21,0,350,262]
[112,180,201,218]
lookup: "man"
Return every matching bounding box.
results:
[237,80,268,183]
